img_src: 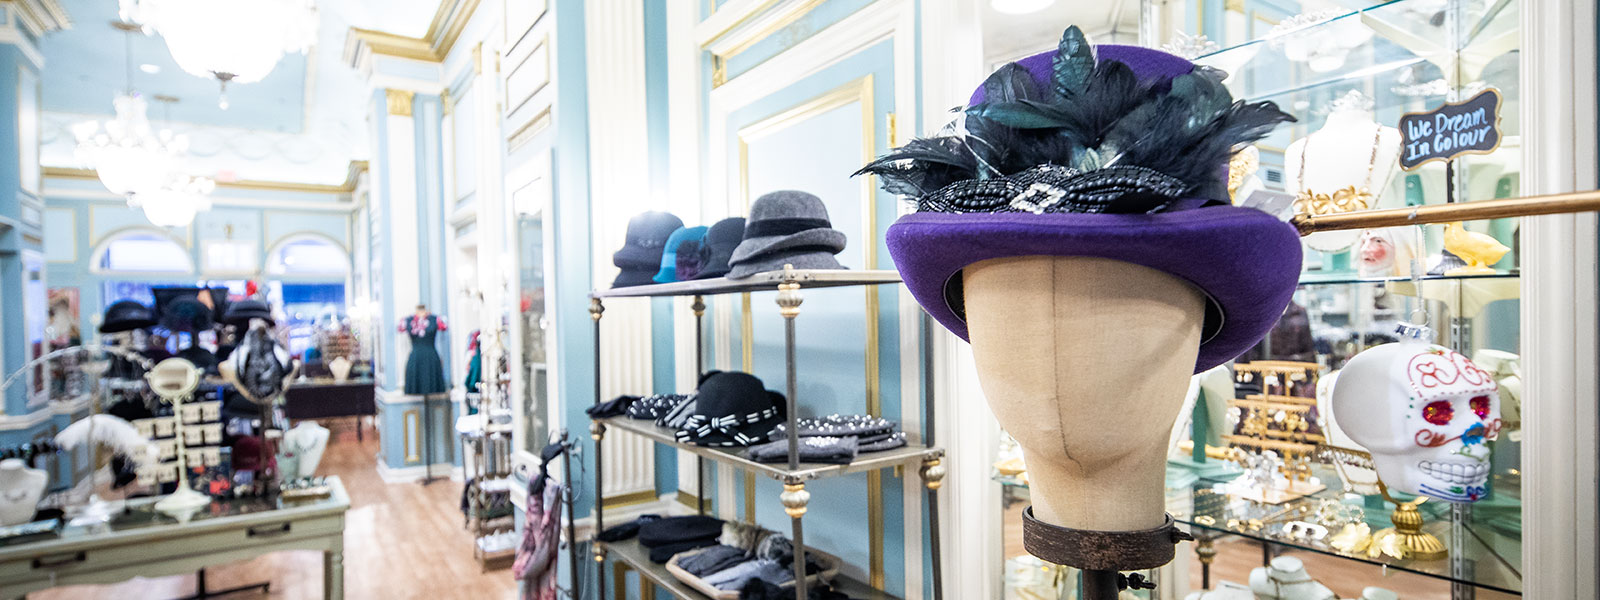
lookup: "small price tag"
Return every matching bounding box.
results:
[1398,88,1503,171]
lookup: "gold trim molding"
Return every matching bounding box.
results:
[44,161,368,195]
[602,489,659,509]
[386,89,415,116]
[2,0,70,36]
[344,0,483,65]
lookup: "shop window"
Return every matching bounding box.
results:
[93,231,193,274]
[266,237,350,276]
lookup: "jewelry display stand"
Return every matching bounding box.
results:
[146,359,210,521]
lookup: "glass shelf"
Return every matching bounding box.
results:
[1194,0,1518,103]
[996,467,1522,595]
[1298,270,1517,286]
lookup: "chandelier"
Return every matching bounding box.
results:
[131,174,215,228]
[120,0,318,108]
[72,94,187,197]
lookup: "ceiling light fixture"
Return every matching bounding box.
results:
[119,0,318,109]
[131,174,215,228]
[139,63,161,74]
[72,94,186,197]
[991,0,1056,15]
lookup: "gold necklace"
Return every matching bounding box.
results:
[1293,125,1382,216]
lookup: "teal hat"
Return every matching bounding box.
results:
[653,226,709,283]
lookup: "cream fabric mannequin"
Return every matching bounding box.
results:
[0,458,47,525]
[1285,96,1403,253]
[281,422,330,478]
[1248,557,1336,600]
[965,256,1203,531]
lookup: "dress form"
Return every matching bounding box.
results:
[965,256,1204,532]
[280,422,330,478]
[0,458,47,525]
[1248,556,1336,600]
[1285,97,1403,253]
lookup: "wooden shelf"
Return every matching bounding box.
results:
[600,538,902,600]
[591,269,902,299]
[597,417,941,484]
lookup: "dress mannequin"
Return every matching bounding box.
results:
[0,458,47,525]
[279,421,330,479]
[399,305,448,396]
[1248,557,1336,600]
[965,256,1204,532]
[1285,92,1403,253]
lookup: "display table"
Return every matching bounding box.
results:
[284,380,377,440]
[0,477,350,599]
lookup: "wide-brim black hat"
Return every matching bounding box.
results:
[223,299,274,328]
[100,300,157,333]
[674,371,786,447]
[612,267,661,288]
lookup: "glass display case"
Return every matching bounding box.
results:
[995,1,1523,597]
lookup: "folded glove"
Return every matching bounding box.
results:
[746,436,858,465]
[596,514,662,542]
[587,395,639,419]
[857,432,908,453]
[769,415,895,439]
[626,393,692,420]
[676,545,749,576]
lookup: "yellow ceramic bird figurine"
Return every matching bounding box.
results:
[1443,221,1510,275]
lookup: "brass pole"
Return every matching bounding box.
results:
[1292,189,1600,235]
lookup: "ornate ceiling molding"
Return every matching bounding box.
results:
[343,0,481,67]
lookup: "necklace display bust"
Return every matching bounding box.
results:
[1285,93,1403,253]
[1249,556,1336,600]
[280,422,331,479]
[0,458,47,526]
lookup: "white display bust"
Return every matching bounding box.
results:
[1285,92,1403,252]
[0,458,47,526]
[280,422,330,479]
[1249,556,1336,600]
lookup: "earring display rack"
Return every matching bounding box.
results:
[588,266,946,600]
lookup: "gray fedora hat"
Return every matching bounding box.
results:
[727,190,847,279]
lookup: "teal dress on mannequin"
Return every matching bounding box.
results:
[400,314,449,395]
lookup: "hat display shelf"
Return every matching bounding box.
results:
[588,265,946,600]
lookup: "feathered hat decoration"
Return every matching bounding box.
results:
[857,26,1294,215]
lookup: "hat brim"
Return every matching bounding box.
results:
[99,317,157,334]
[652,263,678,283]
[677,414,785,447]
[693,249,736,279]
[614,245,665,269]
[729,229,846,265]
[886,205,1302,373]
[727,249,846,279]
[612,268,660,288]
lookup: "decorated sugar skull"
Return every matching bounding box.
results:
[1331,339,1500,502]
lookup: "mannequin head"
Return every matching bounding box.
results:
[1332,341,1500,502]
[965,256,1203,531]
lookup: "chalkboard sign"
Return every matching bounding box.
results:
[1398,88,1503,170]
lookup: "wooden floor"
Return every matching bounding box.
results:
[31,419,519,600]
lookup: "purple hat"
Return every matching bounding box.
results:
[862,27,1301,373]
